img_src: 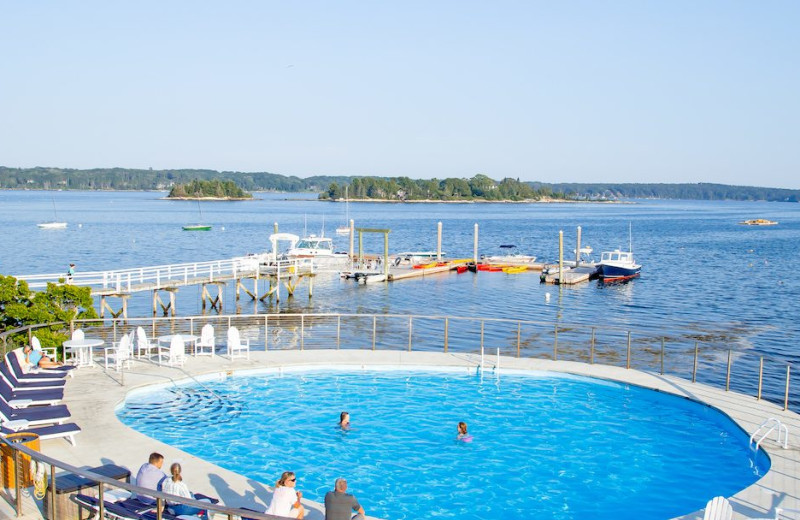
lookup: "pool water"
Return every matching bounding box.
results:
[117,369,768,519]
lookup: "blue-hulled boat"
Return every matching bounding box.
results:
[599,249,641,281]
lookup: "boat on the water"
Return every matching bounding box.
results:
[481,245,536,265]
[38,221,67,229]
[598,249,641,281]
[39,197,67,229]
[392,251,444,267]
[336,186,351,236]
[287,234,348,260]
[502,265,528,274]
[182,224,212,231]
[739,219,778,226]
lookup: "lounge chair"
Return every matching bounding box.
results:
[194,324,215,357]
[75,493,196,520]
[31,338,77,375]
[227,326,250,360]
[105,332,134,371]
[157,335,186,367]
[1,420,81,445]
[5,350,70,382]
[135,327,159,359]
[0,361,66,390]
[0,396,71,425]
[703,496,733,520]
[0,376,63,406]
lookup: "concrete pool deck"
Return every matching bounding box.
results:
[2,349,799,519]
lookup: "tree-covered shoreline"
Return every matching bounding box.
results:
[2,166,798,202]
[167,179,252,200]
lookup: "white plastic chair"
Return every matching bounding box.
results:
[703,496,733,520]
[195,324,215,357]
[104,333,133,372]
[157,335,186,367]
[227,326,250,359]
[135,327,158,359]
[71,329,85,341]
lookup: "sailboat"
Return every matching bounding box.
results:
[335,186,351,236]
[182,197,212,231]
[38,196,67,229]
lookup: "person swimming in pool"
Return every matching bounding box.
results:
[339,411,350,430]
[457,421,473,442]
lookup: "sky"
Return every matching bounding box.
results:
[1,1,798,188]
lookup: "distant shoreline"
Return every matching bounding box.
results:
[324,197,626,204]
[161,196,254,201]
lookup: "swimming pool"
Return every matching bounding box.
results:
[117,369,769,519]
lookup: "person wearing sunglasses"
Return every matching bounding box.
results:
[266,471,305,519]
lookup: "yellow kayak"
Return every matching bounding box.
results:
[502,265,528,274]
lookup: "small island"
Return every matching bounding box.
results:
[319,175,579,202]
[168,179,253,200]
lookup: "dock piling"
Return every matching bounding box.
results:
[473,224,479,264]
[437,222,442,261]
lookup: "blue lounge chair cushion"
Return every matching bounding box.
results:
[1,362,66,389]
[0,377,64,401]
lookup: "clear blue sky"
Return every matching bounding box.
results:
[2,1,798,188]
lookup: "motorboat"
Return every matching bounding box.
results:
[598,250,641,281]
[481,245,536,265]
[182,224,212,231]
[391,251,444,267]
[287,234,348,260]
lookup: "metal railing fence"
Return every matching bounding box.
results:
[0,437,291,519]
[1,312,795,411]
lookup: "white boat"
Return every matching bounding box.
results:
[336,186,351,236]
[391,251,444,266]
[37,221,67,229]
[287,234,348,260]
[39,196,67,229]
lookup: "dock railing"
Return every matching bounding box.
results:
[1,312,795,412]
[0,435,292,520]
[12,256,312,293]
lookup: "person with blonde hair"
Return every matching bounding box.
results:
[266,471,305,518]
[161,462,209,519]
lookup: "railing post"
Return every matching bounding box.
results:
[157,498,163,520]
[336,315,341,349]
[553,324,558,361]
[757,357,764,401]
[264,315,269,351]
[444,318,449,353]
[626,331,631,369]
[692,342,699,383]
[408,316,413,352]
[725,349,732,391]
[785,365,791,411]
[590,327,595,364]
[300,315,305,351]
[480,320,484,353]
[516,321,521,358]
[14,449,22,516]
[660,337,665,375]
[50,462,57,519]
[372,315,377,351]
[98,482,105,518]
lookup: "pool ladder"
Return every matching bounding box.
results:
[478,346,501,376]
[749,417,789,450]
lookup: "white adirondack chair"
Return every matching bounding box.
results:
[157,335,186,367]
[703,497,733,520]
[104,332,133,371]
[227,326,250,359]
[195,324,215,357]
[135,327,158,359]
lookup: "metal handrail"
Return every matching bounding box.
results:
[0,435,292,519]
[1,312,796,411]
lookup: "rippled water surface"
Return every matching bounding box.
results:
[117,370,769,520]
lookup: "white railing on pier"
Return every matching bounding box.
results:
[14,255,313,293]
